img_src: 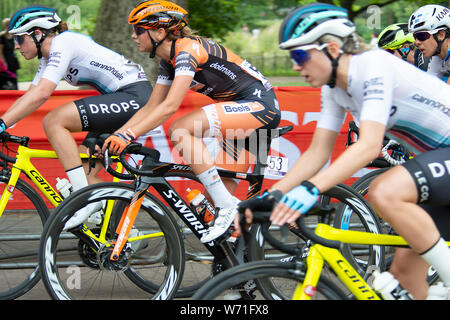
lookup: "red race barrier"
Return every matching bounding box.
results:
[0,87,356,208]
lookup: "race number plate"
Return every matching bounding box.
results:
[265,155,288,177]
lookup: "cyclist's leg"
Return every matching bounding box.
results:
[369,165,440,252]
[369,147,450,297]
[42,100,89,191]
[172,103,279,242]
[169,106,238,209]
[389,248,429,299]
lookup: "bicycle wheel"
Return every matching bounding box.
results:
[332,180,386,277]
[39,182,185,300]
[250,183,384,297]
[0,175,49,299]
[192,260,348,300]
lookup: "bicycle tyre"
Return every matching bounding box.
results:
[249,183,384,298]
[192,260,348,300]
[39,182,185,300]
[0,174,49,299]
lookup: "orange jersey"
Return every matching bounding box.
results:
[156,36,273,101]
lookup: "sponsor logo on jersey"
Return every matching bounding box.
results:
[209,62,237,80]
[222,103,264,114]
[412,93,450,117]
[90,61,124,80]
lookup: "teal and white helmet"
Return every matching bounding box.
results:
[9,6,61,35]
[278,2,355,50]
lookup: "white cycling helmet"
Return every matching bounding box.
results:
[9,6,61,35]
[8,6,61,59]
[278,2,355,50]
[278,3,355,88]
[408,4,450,33]
[408,5,450,56]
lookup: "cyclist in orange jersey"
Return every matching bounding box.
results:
[103,1,281,243]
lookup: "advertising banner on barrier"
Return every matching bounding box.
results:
[0,87,356,208]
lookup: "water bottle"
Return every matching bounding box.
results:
[372,271,413,300]
[56,177,73,199]
[186,188,215,224]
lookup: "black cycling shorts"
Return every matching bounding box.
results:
[403,146,450,205]
[403,146,450,238]
[74,81,152,133]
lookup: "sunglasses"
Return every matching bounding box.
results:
[13,32,33,45]
[413,29,443,42]
[290,50,311,66]
[133,26,148,36]
[289,43,330,66]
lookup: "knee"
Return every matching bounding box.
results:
[368,177,393,211]
[169,119,191,143]
[42,111,58,132]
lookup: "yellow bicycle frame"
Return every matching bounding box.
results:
[291,223,450,300]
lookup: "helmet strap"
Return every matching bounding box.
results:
[322,47,342,88]
[147,30,169,59]
[31,30,50,59]
[432,33,445,56]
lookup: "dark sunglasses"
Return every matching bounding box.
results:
[290,49,311,66]
[413,31,432,42]
[13,34,27,45]
[133,26,147,36]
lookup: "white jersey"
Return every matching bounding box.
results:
[427,42,450,80]
[32,31,148,94]
[318,49,450,153]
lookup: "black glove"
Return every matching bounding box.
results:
[238,189,283,214]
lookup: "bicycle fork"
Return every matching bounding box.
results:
[0,167,21,217]
[110,179,148,261]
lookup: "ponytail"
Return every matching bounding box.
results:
[57,21,69,33]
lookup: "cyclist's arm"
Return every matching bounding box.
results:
[118,75,192,137]
[308,119,385,192]
[1,78,57,127]
[270,127,338,193]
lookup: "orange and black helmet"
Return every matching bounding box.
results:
[128,1,188,32]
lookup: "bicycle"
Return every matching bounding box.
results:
[193,207,450,300]
[0,131,122,299]
[248,121,394,281]
[332,121,413,276]
[39,125,303,299]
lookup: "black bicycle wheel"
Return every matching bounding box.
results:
[249,183,384,298]
[192,260,348,300]
[0,175,49,299]
[39,182,185,300]
[333,176,387,277]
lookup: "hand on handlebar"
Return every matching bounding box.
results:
[234,189,282,237]
[102,129,136,155]
[0,119,7,134]
[270,181,319,226]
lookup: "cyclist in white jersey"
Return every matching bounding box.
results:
[237,3,450,299]
[409,4,450,83]
[0,6,152,229]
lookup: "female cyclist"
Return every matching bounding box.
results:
[409,4,450,83]
[1,6,152,229]
[103,0,280,243]
[377,23,429,71]
[237,3,450,299]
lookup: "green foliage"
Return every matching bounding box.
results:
[188,0,241,40]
